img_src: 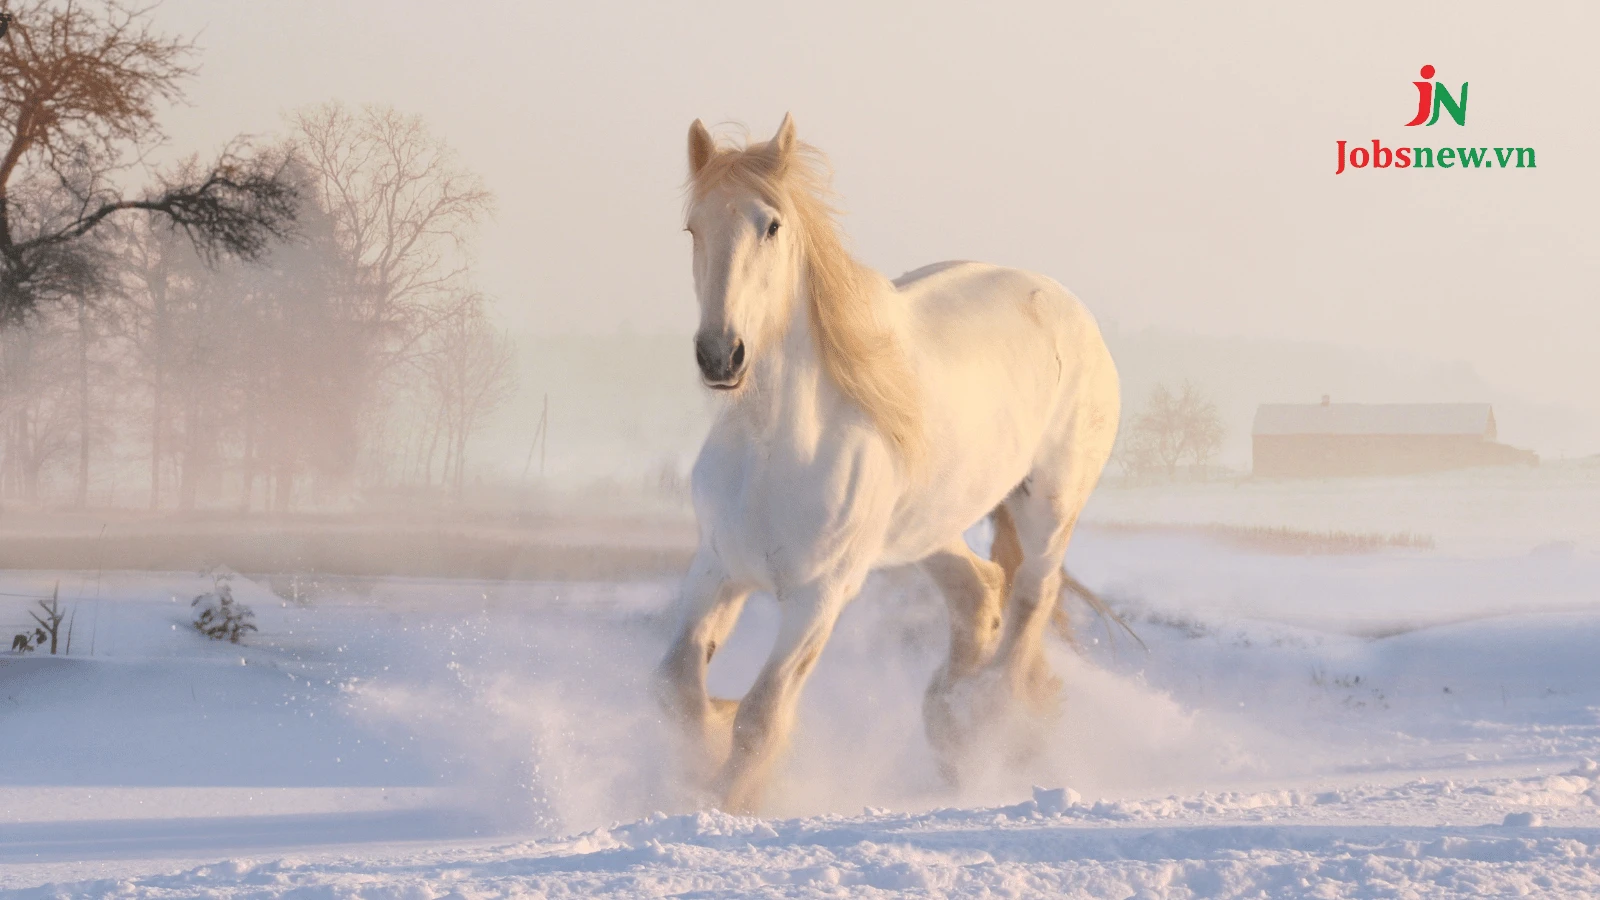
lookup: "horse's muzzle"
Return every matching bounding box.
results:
[696,333,747,389]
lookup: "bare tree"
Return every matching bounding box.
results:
[289,102,491,363]
[117,218,230,511]
[112,201,358,512]
[235,180,364,511]
[67,237,121,507]
[0,1,298,323]
[418,297,517,499]
[288,102,493,487]
[119,219,180,507]
[0,306,76,500]
[0,11,508,510]
[1117,381,1225,480]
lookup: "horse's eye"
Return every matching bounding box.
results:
[766,220,781,238]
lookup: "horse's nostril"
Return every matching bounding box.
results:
[730,340,745,370]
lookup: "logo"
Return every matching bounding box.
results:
[1334,66,1534,174]
[1404,65,1467,126]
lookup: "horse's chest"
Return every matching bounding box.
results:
[693,433,895,589]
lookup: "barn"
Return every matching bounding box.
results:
[1252,399,1538,477]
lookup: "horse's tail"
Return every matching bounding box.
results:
[1056,571,1145,652]
[989,504,1144,652]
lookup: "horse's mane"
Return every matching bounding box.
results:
[689,131,925,470]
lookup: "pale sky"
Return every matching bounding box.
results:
[152,0,1599,436]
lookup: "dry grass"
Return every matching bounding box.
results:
[1090,521,1434,555]
[0,515,697,580]
[0,509,1431,580]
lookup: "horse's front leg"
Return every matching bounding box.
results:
[654,549,750,791]
[715,577,855,813]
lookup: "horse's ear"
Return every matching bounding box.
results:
[769,112,797,165]
[688,119,716,177]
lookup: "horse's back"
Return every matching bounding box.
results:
[894,260,1110,374]
[892,260,981,289]
[901,259,1120,473]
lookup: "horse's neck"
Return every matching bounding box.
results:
[731,278,836,454]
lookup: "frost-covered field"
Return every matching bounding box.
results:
[3,468,1599,898]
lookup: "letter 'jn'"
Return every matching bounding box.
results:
[1406,65,1468,126]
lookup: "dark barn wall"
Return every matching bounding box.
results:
[1253,434,1537,477]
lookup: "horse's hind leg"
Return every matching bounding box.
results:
[921,539,1007,782]
[992,471,1100,711]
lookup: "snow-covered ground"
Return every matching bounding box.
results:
[3,469,1599,897]
[1085,461,1600,556]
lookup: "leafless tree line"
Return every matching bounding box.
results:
[0,3,518,511]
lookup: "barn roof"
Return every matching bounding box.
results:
[1253,403,1495,437]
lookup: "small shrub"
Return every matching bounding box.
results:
[192,574,258,644]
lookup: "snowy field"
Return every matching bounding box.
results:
[3,466,1599,898]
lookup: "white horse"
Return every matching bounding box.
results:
[655,114,1120,812]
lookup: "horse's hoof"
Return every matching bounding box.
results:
[923,683,971,787]
[711,764,768,815]
[923,667,1012,784]
[924,658,1066,785]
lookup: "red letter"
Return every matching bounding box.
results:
[1350,146,1370,168]
[1372,139,1392,168]
[1396,147,1412,168]
[1406,65,1435,126]
[1335,140,1347,174]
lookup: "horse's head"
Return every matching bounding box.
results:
[682,114,802,391]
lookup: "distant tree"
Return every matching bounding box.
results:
[118,219,192,508]
[289,103,492,353]
[232,176,365,511]
[1117,381,1225,480]
[288,103,493,488]
[0,1,298,324]
[117,171,362,512]
[1110,424,1156,481]
[0,307,76,499]
[128,224,240,512]
[65,233,125,507]
[417,297,517,499]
